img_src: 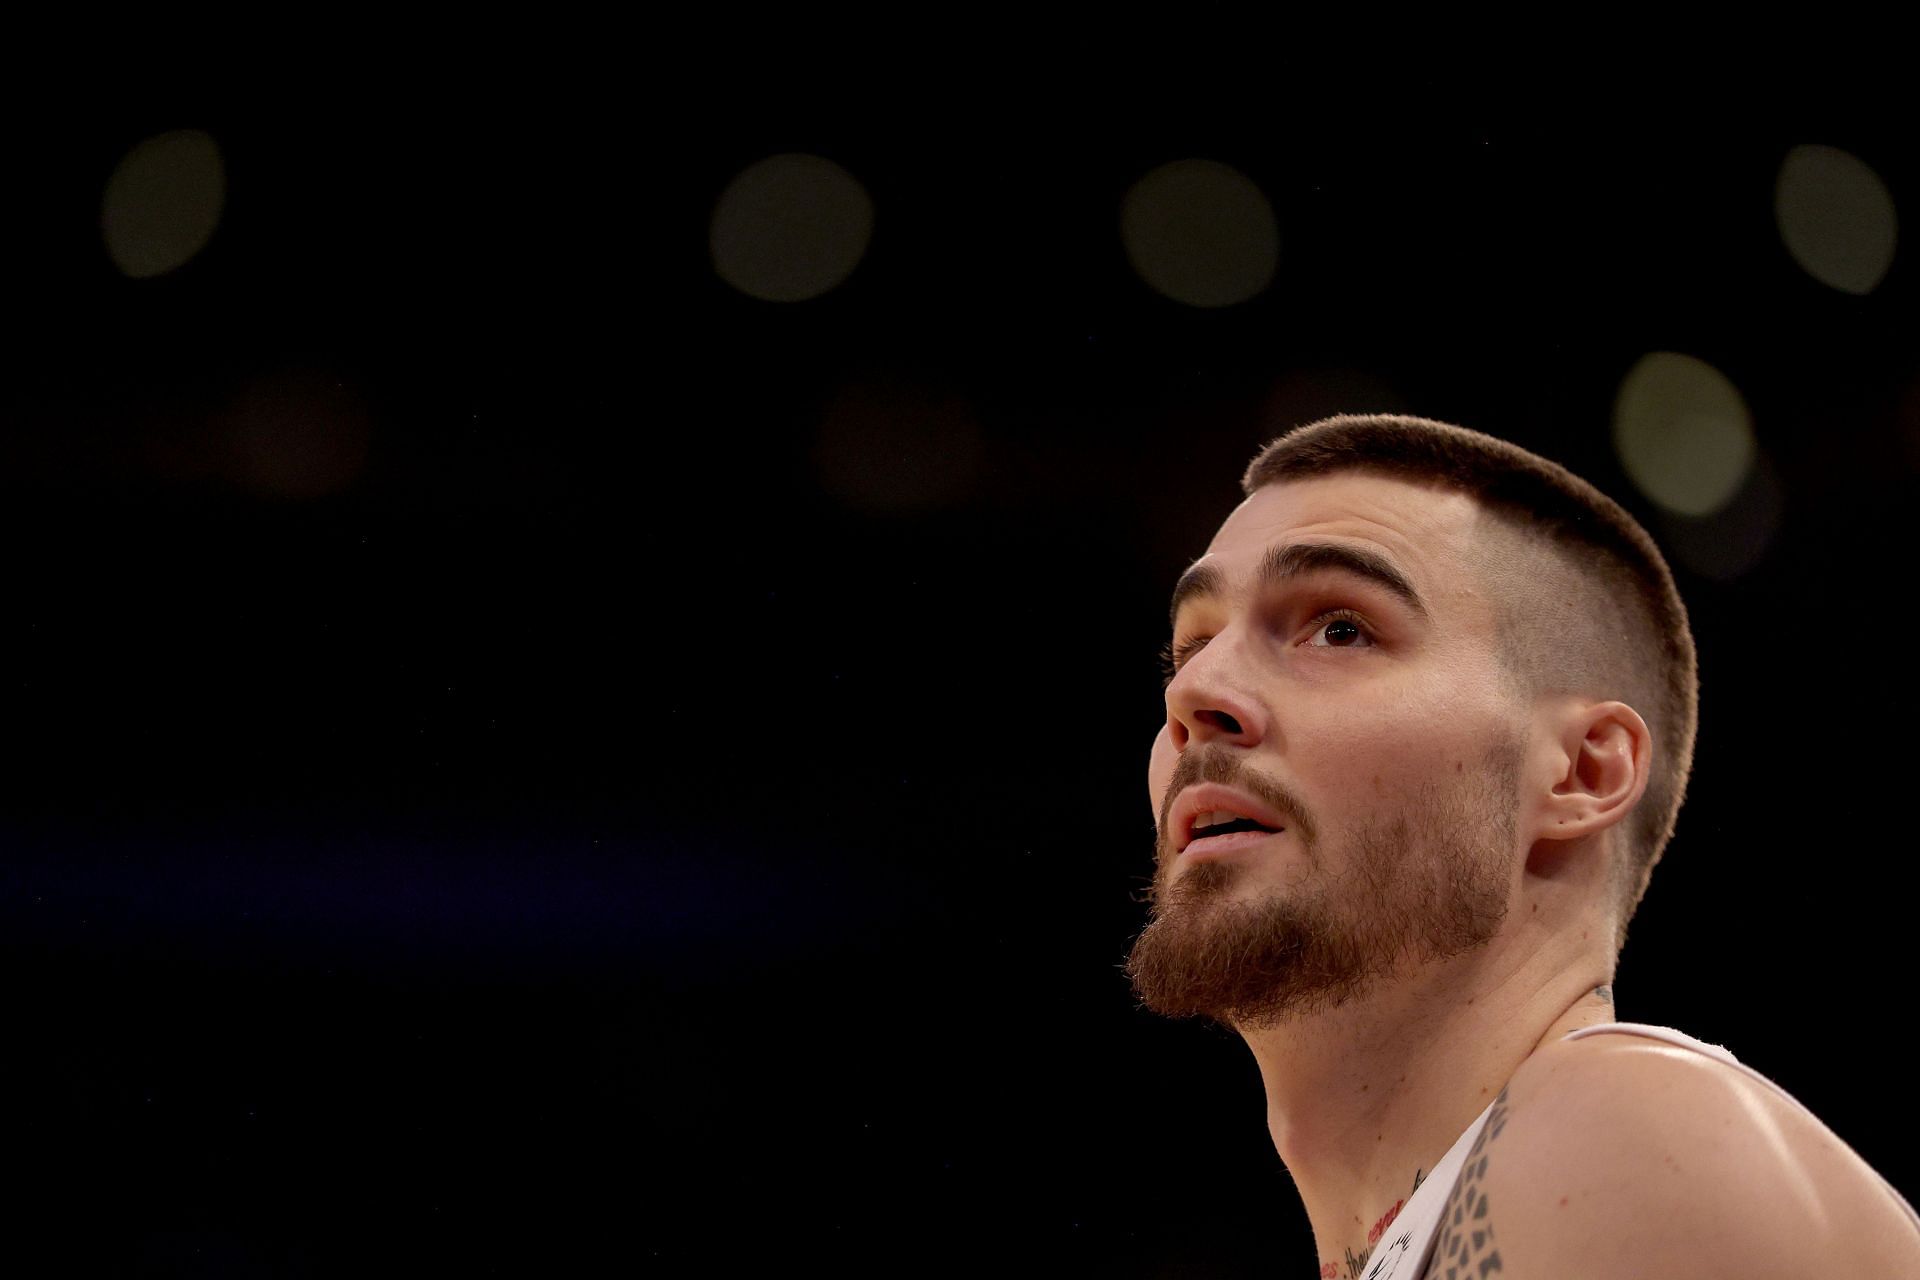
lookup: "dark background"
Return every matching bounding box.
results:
[3,67,1914,1275]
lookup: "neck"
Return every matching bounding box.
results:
[1243,938,1616,1280]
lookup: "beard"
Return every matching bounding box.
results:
[1124,739,1523,1033]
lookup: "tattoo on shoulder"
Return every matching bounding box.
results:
[1594,985,1612,1003]
[1418,1084,1509,1280]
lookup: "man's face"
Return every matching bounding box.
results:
[1126,472,1532,1031]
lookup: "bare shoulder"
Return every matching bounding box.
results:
[1417,1034,1920,1280]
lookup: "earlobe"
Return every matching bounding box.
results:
[1541,701,1653,843]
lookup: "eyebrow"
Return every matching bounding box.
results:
[1168,541,1430,631]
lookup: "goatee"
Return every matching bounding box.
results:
[1124,748,1520,1033]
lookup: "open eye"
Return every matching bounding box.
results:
[1305,609,1375,648]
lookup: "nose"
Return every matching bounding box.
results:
[1164,630,1267,752]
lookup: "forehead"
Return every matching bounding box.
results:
[1194,471,1493,615]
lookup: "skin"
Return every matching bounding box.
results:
[1134,472,1650,1277]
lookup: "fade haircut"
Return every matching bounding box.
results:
[1241,413,1699,958]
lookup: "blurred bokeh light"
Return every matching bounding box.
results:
[1775,143,1897,295]
[710,152,874,302]
[100,128,226,279]
[1611,351,1756,517]
[1120,158,1278,308]
[1653,448,1784,582]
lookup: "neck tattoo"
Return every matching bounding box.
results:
[1319,1167,1423,1280]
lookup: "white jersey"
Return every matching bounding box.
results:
[1351,1021,1920,1280]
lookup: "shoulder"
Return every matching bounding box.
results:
[1419,1034,1920,1280]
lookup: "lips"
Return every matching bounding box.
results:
[1182,827,1282,859]
[1171,782,1291,855]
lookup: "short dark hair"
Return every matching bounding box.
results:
[1241,413,1699,957]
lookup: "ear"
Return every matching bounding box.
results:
[1534,700,1653,844]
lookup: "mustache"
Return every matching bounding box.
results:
[1158,749,1317,854]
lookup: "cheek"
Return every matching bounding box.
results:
[1148,725,1177,819]
[1299,696,1495,797]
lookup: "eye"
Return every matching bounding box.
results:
[1159,609,1378,688]
[1304,608,1376,649]
[1158,636,1209,689]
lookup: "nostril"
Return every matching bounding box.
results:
[1197,709,1243,734]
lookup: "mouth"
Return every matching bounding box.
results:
[1171,782,1292,858]
[1180,825,1284,861]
